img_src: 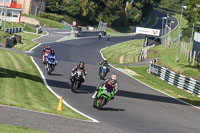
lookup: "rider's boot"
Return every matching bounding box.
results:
[92,91,98,98]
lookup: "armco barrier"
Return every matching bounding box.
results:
[149,63,200,97]
[4,27,24,34]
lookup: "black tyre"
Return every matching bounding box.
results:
[47,67,51,75]
[93,98,97,108]
[71,81,78,93]
[97,97,106,110]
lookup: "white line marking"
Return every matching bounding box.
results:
[30,57,99,123]
[28,31,99,123]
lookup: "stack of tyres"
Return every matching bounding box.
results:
[6,36,17,48]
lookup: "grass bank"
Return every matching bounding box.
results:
[14,32,40,51]
[102,39,144,64]
[0,48,87,120]
[0,124,46,133]
[22,14,64,29]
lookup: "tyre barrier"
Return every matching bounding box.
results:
[4,27,24,34]
[149,63,200,97]
[5,35,17,48]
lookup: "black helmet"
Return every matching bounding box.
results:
[50,50,55,55]
[79,61,85,69]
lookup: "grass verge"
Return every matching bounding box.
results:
[0,48,87,120]
[102,39,144,64]
[115,65,200,107]
[148,43,200,81]
[14,32,40,51]
[0,124,47,133]
[0,30,11,44]
[22,14,64,29]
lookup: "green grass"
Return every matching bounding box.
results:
[0,30,11,44]
[145,13,157,28]
[22,14,64,29]
[116,65,200,107]
[148,43,200,81]
[0,124,47,133]
[14,32,40,51]
[0,48,87,120]
[102,39,144,64]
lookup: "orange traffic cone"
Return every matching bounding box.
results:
[57,96,63,111]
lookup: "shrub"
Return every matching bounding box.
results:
[39,12,64,22]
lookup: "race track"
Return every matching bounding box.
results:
[31,12,200,133]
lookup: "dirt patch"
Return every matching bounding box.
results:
[120,56,124,64]
[125,68,140,76]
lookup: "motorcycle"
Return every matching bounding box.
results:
[93,84,115,110]
[106,35,110,41]
[99,65,109,80]
[46,58,56,75]
[71,70,84,93]
[42,51,50,64]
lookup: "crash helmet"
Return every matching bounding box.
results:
[50,50,55,56]
[103,58,107,65]
[79,61,85,69]
[110,75,117,85]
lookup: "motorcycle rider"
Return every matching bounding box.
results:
[45,50,57,69]
[98,59,110,75]
[98,33,102,39]
[43,45,52,63]
[43,45,52,53]
[69,61,87,85]
[106,34,110,41]
[92,75,118,99]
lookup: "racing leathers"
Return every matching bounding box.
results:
[45,54,58,68]
[69,65,87,84]
[98,61,110,74]
[92,79,118,99]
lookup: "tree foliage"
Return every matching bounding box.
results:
[45,0,157,26]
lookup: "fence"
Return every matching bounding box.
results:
[149,63,200,97]
[4,27,23,34]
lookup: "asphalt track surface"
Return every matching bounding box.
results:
[30,12,200,133]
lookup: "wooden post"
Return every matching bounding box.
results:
[4,37,7,48]
[180,41,183,54]
[187,46,190,59]
[183,42,185,56]
[197,52,200,66]
[193,51,196,66]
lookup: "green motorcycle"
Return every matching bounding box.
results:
[93,84,115,110]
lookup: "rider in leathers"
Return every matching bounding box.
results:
[98,59,110,75]
[92,75,118,99]
[69,61,87,85]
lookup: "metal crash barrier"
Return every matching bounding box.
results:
[149,62,200,97]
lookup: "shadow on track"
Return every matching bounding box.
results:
[48,73,63,76]
[45,78,188,106]
[117,90,188,106]
[101,107,125,111]
[46,79,96,94]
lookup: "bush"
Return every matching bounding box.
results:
[39,12,64,22]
